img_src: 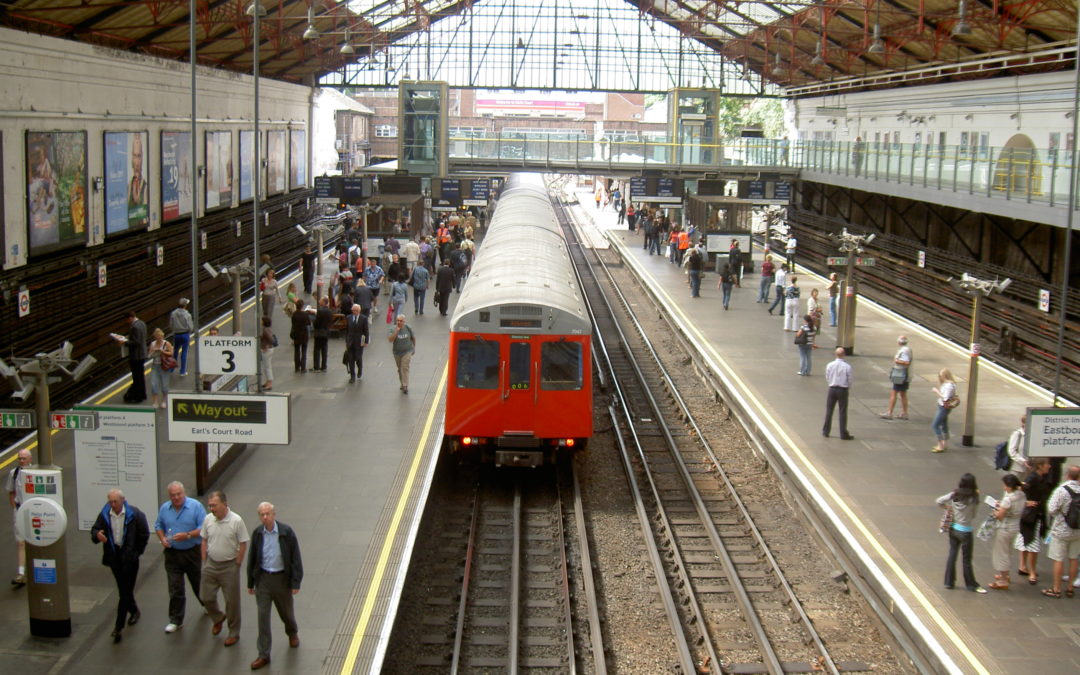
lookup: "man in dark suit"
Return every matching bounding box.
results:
[353,284,373,317]
[246,502,303,670]
[91,489,150,643]
[114,311,147,403]
[344,304,369,383]
[435,259,455,316]
[311,297,333,372]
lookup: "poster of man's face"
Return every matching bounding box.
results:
[26,130,87,254]
[104,131,149,235]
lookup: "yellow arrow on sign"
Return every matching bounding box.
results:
[177,403,188,414]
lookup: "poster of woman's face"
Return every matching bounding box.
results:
[267,130,286,195]
[104,131,149,235]
[26,130,87,254]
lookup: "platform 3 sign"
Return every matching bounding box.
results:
[1024,407,1080,457]
[167,392,290,445]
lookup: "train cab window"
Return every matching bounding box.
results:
[509,342,530,390]
[456,339,499,389]
[541,342,583,391]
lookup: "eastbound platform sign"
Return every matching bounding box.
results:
[199,336,258,376]
[1025,407,1080,457]
[0,410,35,429]
[167,392,290,445]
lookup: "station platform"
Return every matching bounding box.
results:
[580,199,1079,675]
[0,274,452,675]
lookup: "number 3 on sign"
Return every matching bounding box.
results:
[221,350,235,372]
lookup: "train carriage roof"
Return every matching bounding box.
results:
[450,175,590,336]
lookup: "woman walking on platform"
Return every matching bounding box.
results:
[936,473,987,593]
[988,474,1026,590]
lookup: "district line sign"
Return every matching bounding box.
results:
[166,392,290,445]
[1024,407,1080,457]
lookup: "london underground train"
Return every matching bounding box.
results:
[445,173,593,466]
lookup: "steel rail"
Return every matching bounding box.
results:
[509,482,522,675]
[449,482,481,675]
[569,460,607,674]
[554,465,578,675]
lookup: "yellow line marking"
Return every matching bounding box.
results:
[611,235,988,674]
[338,364,448,674]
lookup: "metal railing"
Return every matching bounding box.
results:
[446,132,1077,210]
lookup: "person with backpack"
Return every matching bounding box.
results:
[1041,465,1080,598]
[936,473,988,593]
[1005,416,1029,480]
[686,247,704,298]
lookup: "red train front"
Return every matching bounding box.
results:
[445,174,592,466]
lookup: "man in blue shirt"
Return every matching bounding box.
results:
[247,502,303,670]
[154,481,206,633]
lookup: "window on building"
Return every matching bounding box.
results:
[375,125,398,138]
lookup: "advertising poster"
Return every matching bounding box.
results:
[161,131,192,222]
[205,130,233,210]
[267,130,286,195]
[290,129,306,189]
[26,131,87,254]
[73,406,158,531]
[239,130,254,201]
[104,131,149,235]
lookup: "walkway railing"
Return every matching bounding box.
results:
[446,133,1077,210]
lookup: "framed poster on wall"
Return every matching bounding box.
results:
[104,131,150,235]
[239,130,254,202]
[267,130,286,196]
[205,130,233,210]
[290,129,306,190]
[161,131,192,222]
[26,130,88,255]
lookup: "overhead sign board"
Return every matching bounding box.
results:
[167,392,290,445]
[470,178,490,201]
[629,177,647,197]
[1025,407,1080,457]
[0,410,35,429]
[314,176,336,204]
[342,176,372,202]
[439,178,460,202]
[774,182,791,200]
[199,336,258,376]
[826,257,876,267]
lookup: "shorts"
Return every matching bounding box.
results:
[892,381,910,392]
[12,510,23,542]
[1048,534,1080,562]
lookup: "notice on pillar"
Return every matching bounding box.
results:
[33,559,57,585]
[72,406,159,531]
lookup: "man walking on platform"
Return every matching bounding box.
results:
[767,264,788,315]
[312,297,333,372]
[822,348,855,440]
[388,314,416,394]
[435,259,455,316]
[200,491,248,646]
[247,502,303,670]
[155,481,206,634]
[168,297,193,376]
[344,304,369,383]
[91,489,150,643]
[6,448,32,588]
[299,244,317,295]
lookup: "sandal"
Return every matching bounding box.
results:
[879,412,892,419]
[1042,588,1062,598]
[988,581,1009,590]
[895,414,909,420]
[1067,588,1075,598]
[1029,575,1039,585]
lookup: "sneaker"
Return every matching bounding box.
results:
[972,586,988,594]
[11,574,26,588]
[165,623,181,633]
[879,413,892,419]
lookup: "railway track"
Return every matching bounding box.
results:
[387,461,604,673]
[557,198,867,675]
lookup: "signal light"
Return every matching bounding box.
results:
[565,438,575,447]
[462,437,474,445]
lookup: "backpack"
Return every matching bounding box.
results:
[993,441,1011,471]
[1064,486,1080,530]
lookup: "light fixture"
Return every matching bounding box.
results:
[868,24,885,53]
[953,0,972,35]
[340,28,354,55]
[811,42,824,66]
[302,6,318,40]
[245,1,266,18]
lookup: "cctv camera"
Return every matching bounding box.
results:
[202,262,219,279]
[58,341,73,361]
[997,278,1012,292]
[0,357,15,379]
[11,381,35,403]
[295,224,308,236]
[70,355,97,383]
[864,233,876,244]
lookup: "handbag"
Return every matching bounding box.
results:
[793,329,808,345]
[889,367,908,385]
[943,395,961,410]
[975,515,997,542]
[160,351,178,371]
[939,503,954,533]
[385,304,394,324]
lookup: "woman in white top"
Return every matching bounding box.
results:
[806,287,823,330]
[930,368,957,453]
[148,328,174,410]
[988,474,1026,590]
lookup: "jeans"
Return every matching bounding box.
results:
[758,276,773,303]
[768,286,785,313]
[932,405,952,441]
[829,295,838,326]
[721,282,733,308]
[172,333,190,374]
[944,528,978,589]
[650,236,661,255]
[798,344,812,375]
[150,363,170,395]
[413,288,427,314]
[689,270,701,297]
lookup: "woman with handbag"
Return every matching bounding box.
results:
[988,474,1026,590]
[148,327,175,410]
[931,368,958,453]
[936,473,987,593]
[794,314,817,376]
[1017,458,1053,584]
[881,336,913,420]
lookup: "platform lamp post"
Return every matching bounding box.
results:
[295,221,343,303]
[1,345,95,637]
[247,1,267,391]
[830,228,876,355]
[947,273,1012,446]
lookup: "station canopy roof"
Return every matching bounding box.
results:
[0,0,1074,96]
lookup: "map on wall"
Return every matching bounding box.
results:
[290,129,306,189]
[26,130,88,255]
[161,131,192,222]
[267,130,286,195]
[205,130,233,210]
[104,131,149,235]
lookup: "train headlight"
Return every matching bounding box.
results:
[462,436,474,446]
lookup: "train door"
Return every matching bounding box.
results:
[502,338,536,433]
